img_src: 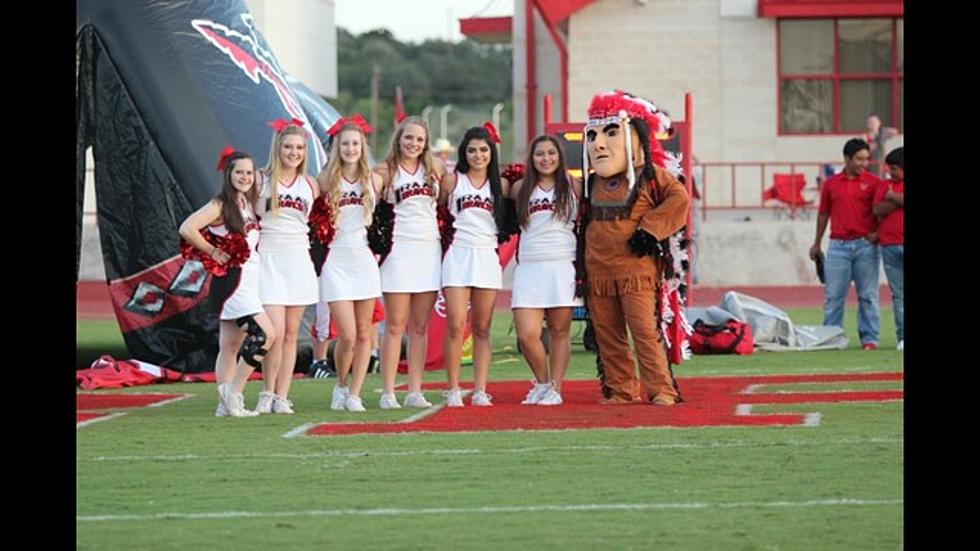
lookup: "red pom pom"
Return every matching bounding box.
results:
[308,195,336,246]
[436,204,456,254]
[502,162,526,184]
[179,230,251,276]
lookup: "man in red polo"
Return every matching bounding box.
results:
[873,147,903,351]
[809,138,884,350]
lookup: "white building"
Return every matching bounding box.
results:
[462,0,904,286]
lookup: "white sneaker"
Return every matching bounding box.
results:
[379,392,402,410]
[521,381,551,405]
[471,390,493,407]
[331,385,349,411]
[403,391,433,408]
[254,391,275,414]
[215,402,228,417]
[344,395,366,412]
[218,383,258,417]
[217,382,236,411]
[537,387,563,406]
[272,395,295,414]
[444,388,464,407]
[897,340,904,351]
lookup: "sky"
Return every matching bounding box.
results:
[334,0,512,43]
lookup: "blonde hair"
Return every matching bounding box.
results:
[383,116,438,198]
[322,125,375,227]
[261,124,309,217]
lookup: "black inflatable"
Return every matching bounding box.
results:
[77,0,339,371]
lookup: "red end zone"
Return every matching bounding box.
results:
[77,393,186,426]
[306,372,903,436]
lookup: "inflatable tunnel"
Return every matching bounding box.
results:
[76,0,339,372]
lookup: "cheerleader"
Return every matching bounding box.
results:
[178,148,276,417]
[509,135,582,406]
[314,116,383,412]
[253,119,320,415]
[372,116,446,410]
[438,124,513,407]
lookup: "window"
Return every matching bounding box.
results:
[778,18,903,134]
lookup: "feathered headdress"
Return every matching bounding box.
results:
[582,90,675,196]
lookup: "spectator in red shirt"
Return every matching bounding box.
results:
[873,147,903,351]
[809,138,884,350]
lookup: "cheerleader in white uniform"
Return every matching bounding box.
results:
[253,120,319,415]
[178,149,276,418]
[509,135,583,407]
[372,116,447,410]
[315,119,383,412]
[438,124,513,407]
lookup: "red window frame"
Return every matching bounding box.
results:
[776,17,903,136]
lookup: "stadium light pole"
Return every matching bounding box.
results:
[440,104,453,141]
[492,102,504,158]
[421,105,433,132]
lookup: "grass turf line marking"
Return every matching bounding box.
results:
[84,436,903,462]
[77,498,903,522]
[77,412,128,428]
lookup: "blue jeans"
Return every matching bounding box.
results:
[881,245,904,341]
[823,238,880,345]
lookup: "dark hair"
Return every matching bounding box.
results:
[885,146,903,169]
[455,126,505,230]
[517,135,572,228]
[843,138,870,158]
[217,151,256,234]
[630,118,657,183]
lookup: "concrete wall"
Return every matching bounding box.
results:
[245,0,338,98]
[696,218,887,286]
[512,0,566,161]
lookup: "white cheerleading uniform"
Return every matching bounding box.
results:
[379,163,442,293]
[320,178,382,302]
[442,173,501,289]
[255,171,319,305]
[511,184,582,308]
[209,200,263,320]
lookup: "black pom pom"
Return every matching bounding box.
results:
[367,201,395,262]
[627,228,660,257]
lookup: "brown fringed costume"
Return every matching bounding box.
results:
[578,90,692,405]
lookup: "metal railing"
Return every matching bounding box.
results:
[694,161,844,221]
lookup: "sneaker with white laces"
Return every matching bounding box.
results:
[218,383,258,417]
[379,392,402,410]
[520,381,551,405]
[344,395,366,412]
[254,390,275,414]
[471,390,493,407]
[272,395,295,414]
[536,387,563,406]
[403,391,433,408]
[897,340,904,351]
[217,382,236,410]
[444,388,464,407]
[331,385,349,411]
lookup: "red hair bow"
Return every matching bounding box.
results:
[326,113,373,137]
[216,145,235,171]
[482,121,501,144]
[268,117,306,133]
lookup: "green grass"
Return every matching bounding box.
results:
[77,319,127,369]
[77,307,903,549]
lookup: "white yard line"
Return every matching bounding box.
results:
[84,436,903,462]
[77,498,903,522]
